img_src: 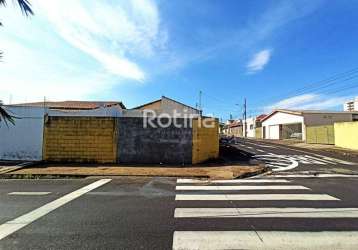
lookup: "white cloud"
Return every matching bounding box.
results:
[266,93,353,111]
[246,49,272,73]
[33,0,166,81]
[0,0,167,103]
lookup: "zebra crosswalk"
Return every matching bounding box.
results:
[172,178,358,250]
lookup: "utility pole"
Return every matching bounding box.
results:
[243,98,247,138]
[198,90,202,116]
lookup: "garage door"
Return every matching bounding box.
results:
[268,125,280,139]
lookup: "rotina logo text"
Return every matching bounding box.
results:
[142,109,216,129]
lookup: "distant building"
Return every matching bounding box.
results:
[227,120,243,137]
[344,97,358,111]
[260,109,358,142]
[242,114,267,138]
[130,96,200,118]
[15,100,126,110]
[13,101,126,117]
[222,119,242,137]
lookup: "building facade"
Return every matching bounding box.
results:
[344,97,358,111]
[261,109,358,144]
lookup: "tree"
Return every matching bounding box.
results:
[0,0,33,26]
[0,0,33,124]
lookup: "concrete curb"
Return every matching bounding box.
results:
[0,161,38,175]
[0,165,268,180]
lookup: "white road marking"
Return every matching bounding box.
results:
[176,185,309,191]
[245,141,277,148]
[255,154,299,171]
[174,207,358,218]
[177,179,290,184]
[272,174,358,178]
[301,155,334,164]
[175,194,339,201]
[8,192,51,196]
[317,155,356,165]
[172,231,358,250]
[0,179,112,241]
[243,139,356,165]
[259,141,355,164]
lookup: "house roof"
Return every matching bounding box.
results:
[261,109,358,122]
[228,120,242,128]
[256,114,267,122]
[133,96,199,111]
[14,101,126,110]
[133,99,162,110]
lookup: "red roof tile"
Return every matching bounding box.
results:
[14,101,126,110]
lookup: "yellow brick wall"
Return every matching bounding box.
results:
[192,118,219,164]
[306,125,334,144]
[334,122,358,150]
[43,116,117,163]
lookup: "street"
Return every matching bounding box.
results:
[233,138,358,174]
[1,169,358,249]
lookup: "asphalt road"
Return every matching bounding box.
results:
[232,137,358,174]
[1,175,358,249]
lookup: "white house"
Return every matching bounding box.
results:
[261,109,358,141]
[242,114,267,138]
[243,117,256,138]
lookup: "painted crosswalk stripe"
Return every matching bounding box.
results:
[172,231,358,250]
[8,192,51,195]
[174,207,358,218]
[177,179,290,184]
[176,185,309,191]
[0,179,112,241]
[175,194,339,201]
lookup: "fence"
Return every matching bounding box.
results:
[192,118,219,164]
[0,106,44,161]
[43,116,117,163]
[255,127,262,139]
[334,122,358,150]
[306,125,334,145]
[42,116,219,164]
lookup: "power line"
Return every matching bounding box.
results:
[251,67,358,106]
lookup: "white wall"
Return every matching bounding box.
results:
[262,112,304,140]
[268,125,280,139]
[0,106,45,161]
[48,106,122,117]
[243,117,256,138]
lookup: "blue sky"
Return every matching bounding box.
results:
[1,0,358,120]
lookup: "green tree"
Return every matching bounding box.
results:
[0,0,33,125]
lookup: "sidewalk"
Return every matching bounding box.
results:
[2,164,266,180]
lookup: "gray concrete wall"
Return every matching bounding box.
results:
[304,113,354,126]
[161,97,200,117]
[116,117,193,164]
